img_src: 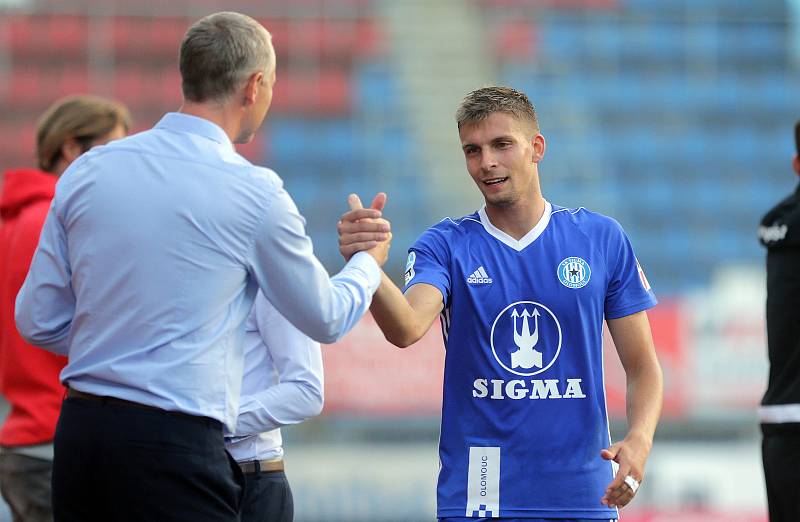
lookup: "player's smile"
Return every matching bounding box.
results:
[482,176,509,188]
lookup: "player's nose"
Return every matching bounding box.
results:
[481,152,498,172]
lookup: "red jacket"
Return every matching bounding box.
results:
[0,168,67,446]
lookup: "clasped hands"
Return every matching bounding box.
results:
[338,193,392,266]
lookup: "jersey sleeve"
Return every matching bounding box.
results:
[402,224,452,307]
[604,220,657,319]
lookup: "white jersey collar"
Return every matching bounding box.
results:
[477,200,552,252]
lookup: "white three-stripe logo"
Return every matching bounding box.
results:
[467,266,493,284]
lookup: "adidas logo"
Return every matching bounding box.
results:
[467,266,493,284]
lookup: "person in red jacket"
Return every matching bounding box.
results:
[0,96,129,522]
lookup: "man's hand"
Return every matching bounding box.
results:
[338,193,392,265]
[599,431,652,509]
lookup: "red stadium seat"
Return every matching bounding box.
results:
[259,18,289,54]
[111,17,141,56]
[111,65,182,113]
[7,15,87,58]
[354,19,383,57]
[54,68,91,99]
[18,121,36,159]
[0,124,18,159]
[28,0,375,8]
[6,67,90,108]
[271,68,350,115]
[317,69,350,113]
[147,18,187,59]
[157,68,184,108]
[493,21,536,60]
[258,17,383,61]
[319,19,384,59]
[7,68,41,106]
[7,15,33,56]
[112,66,148,107]
[112,16,186,59]
[481,0,616,7]
[45,15,88,58]
[0,121,36,164]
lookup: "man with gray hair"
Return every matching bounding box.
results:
[16,12,391,521]
[339,86,662,521]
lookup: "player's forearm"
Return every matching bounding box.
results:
[624,358,663,446]
[607,312,663,445]
[370,272,427,348]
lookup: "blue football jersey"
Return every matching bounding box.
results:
[403,201,657,519]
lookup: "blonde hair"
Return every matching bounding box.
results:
[36,95,131,173]
[455,86,539,135]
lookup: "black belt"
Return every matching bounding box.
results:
[66,388,221,428]
[237,458,284,474]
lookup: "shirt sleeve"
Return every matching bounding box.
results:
[233,293,324,436]
[402,224,451,307]
[247,186,380,344]
[604,220,658,320]
[15,200,74,355]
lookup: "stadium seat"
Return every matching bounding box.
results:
[7,68,41,106]
[6,15,87,58]
[112,66,148,107]
[112,16,186,59]
[492,21,536,61]
[54,68,90,99]
[260,18,382,61]
[271,68,351,115]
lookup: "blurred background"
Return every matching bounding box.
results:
[1,0,797,520]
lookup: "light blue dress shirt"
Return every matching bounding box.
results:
[225,292,323,462]
[15,112,380,431]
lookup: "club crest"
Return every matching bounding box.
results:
[557,257,591,289]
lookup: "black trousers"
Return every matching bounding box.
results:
[762,426,800,522]
[52,396,244,522]
[240,470,293,522]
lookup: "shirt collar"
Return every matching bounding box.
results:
[478,199,552,252]
[155,112,234,150]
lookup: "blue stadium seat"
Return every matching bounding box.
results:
[354,63,400,113]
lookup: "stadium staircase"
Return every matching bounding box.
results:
[380,0,493,217]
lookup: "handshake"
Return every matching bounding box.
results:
[337,192,392,266]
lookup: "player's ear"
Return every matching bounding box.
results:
[532,134,546,163]
[242,71,262,106]
[793,155,800,176]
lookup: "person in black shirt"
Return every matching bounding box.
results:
[757,120,800,522]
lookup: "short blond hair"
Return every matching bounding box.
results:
[455,86,539,135]
[36,95,131,173]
